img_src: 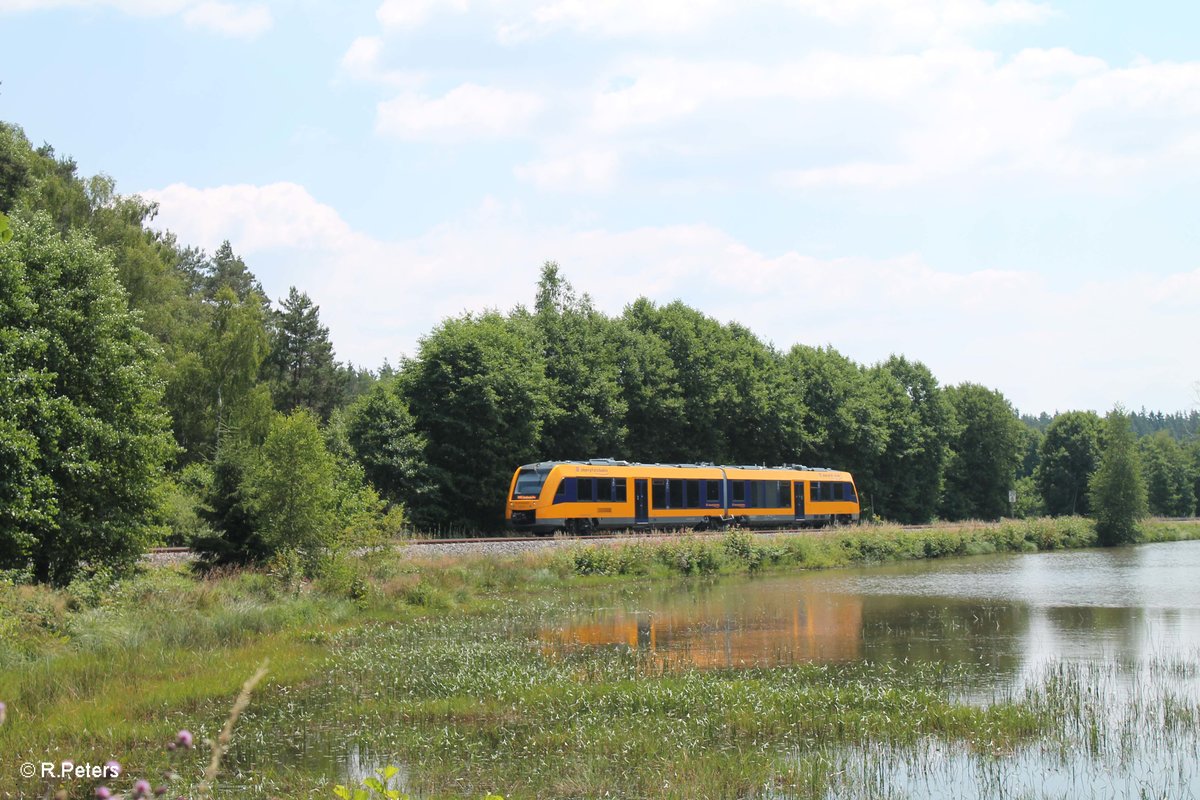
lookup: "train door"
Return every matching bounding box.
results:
[794,481,806,523]
[634,479,649,524]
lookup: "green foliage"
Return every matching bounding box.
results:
[534,262,628,459]
[785,345,887,491]
[655,536,723,576]
[1089,409,1148,546]
[940,383,1024,520]
[867,356,955,524]
[1190,439,1200,517]
[1036,411,1101,516]
[1140,431,1195,516]
[159,463,216,546]
[571,544,652,576]
[621,299,804,465]
[265,286,345,419]
[0,211,11,243]
[0,213,175,585]
[242,409,341,558]
[333,766,503,800]
[1011,475,1044,519]
[344,378,427,509]
[403,311,552,529]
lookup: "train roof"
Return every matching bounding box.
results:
[518,459,844,473]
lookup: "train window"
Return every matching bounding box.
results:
[843,482,858,502]
[668,479,684,509]
[763,481,780,508]
[810,482,821,502]
[730,481,746,504]
[652,478,667,509]
[706,480,721,504]
[747,480,762,508]
[596,479,613,502]
[778,481,792,507]
[578,479,594,502]
[686,480,700,508]
[512,468,550,499]
[554,478,576,504]
[615,479,628,502]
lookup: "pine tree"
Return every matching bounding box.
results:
[266,287,343,419]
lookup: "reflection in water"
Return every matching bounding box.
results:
[545,540,1200,690]
[542,584,864,668]
[542,540,1200,797]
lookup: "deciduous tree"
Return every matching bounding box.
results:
[940,383,1024,520]
[0,214,174,584]
[1035,411,1101,516]
[1089,408,1147,546]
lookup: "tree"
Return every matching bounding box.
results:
[1089,408,1147,546]
[534,263,628,459]
[1140,431,1195,517]
[1189,439,1200,517]
[344,378,428,508]
[1035,411,1101,516]
[785,344,888,485]
[622,298,804,465]
[0,214,175,584]
[265,287,344,419]
[402,311,552,530]
[940,384,1024,520]
[868,356,955,523]
[241,409,340,556]
[205,240,264,303]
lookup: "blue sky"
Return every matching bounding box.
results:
[2,0,1198,414]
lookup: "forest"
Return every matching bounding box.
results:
[2,120,1199,585]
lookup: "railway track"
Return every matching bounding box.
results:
[146,517,1200,556]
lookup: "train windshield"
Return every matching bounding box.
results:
[512,468,549,499]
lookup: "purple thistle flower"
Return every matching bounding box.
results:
[0,700,7,725]
[95,788,112,800]
[133,779,152,798]
[176,730,193,749]
[105,760,122,778]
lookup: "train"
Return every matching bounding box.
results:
[505,459,860,535]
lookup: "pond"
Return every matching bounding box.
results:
[540,540,1200,798]
[544,540,1200,684]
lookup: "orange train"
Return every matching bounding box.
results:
[505,459,860,535]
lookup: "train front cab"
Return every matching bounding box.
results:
[506,462,565,536]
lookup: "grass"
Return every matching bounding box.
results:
[1,516,1198,798]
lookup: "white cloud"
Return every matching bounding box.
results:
[139,182,358,253]
[139,180,1200,411]
[376,0,467,30]
[578,45,1200,190]
[375,83,544,140]
[514,150,619,191]
[339,36,426,87]
[182,1,270,38]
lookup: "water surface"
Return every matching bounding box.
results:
[544,541,1200,688]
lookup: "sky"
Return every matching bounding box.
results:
[2,0,1198,415]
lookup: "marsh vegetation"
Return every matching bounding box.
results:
[3,519,1200,798]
